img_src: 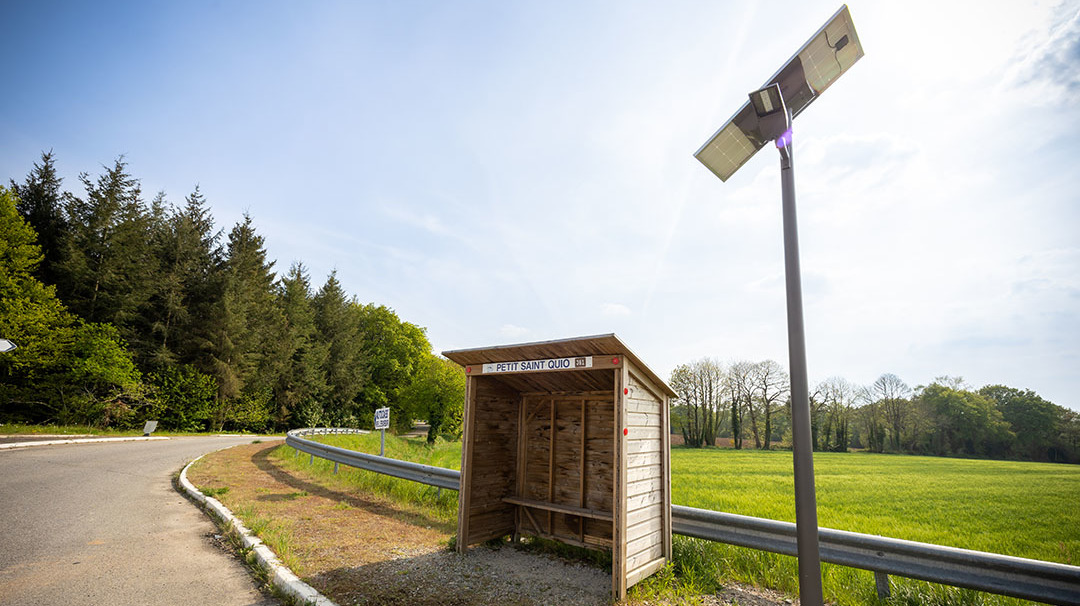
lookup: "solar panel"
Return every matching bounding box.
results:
[695,5,864,182]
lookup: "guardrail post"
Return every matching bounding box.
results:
[309,453,314,465]
[874,571,890,598]
[334,462,339,474]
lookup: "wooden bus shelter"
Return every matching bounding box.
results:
[443,334,675,599]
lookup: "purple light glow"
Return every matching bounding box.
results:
[776,128,793,149]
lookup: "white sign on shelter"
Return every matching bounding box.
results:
[482,356,593,375]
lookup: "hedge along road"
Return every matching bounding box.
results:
[0,436,282,606]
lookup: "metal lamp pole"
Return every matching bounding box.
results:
[777,122,825,606]
[694,8,864,604]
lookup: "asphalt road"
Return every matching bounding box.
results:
[0,436,283,606]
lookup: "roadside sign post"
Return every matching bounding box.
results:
[374,407,390,456]
[0,339,17,353]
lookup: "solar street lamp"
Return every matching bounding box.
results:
[694,6,864,606]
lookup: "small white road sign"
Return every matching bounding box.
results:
[0,339,17,353]
[374,407,390,430]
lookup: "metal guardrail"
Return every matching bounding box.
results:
[673,505,1080,605]
[286,428,1080,605]
[286,428,459,491]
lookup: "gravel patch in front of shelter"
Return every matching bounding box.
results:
[315,543,612,606]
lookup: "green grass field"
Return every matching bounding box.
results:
[671,447,1080,563]
[289,433,1080,605]
[663,447,1080,605]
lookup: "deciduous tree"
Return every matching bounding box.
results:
[399,354,465,442]
[752,360,789,450]
[670,359,725,447]
[354,302,430,432]
[872,373,912,451]
[979,384,1057,461]
[0,187,142,427]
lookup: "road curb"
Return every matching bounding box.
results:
[179,448,338,606]
[0,436,171,450]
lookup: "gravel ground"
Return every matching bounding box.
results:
[310,542,797,606]
[313,543,613,606]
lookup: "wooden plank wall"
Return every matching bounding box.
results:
[621,366,670,590]
[464,378,519,545]
[518,391,614,548]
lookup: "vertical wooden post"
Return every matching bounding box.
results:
[548,398,556,536]
[579,398,586,544]
[457,375,476,553]
[612,366,627,600]
[515,395,527,543]
[661,381,673,560]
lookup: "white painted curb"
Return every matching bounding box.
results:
[0,436,171,450]
[179,449,338,606]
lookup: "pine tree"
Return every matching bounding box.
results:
[145,186,223,371]
[10,150,68,287]
[58,157,156,357]
[273,262,329,429]
[208,214,287,430]
[312,271,365,425]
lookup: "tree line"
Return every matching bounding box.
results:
[670,358,1080,464]
[1,152,464,439]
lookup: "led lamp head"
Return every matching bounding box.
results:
[749,83,791,142]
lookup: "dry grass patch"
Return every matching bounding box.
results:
[186,442,451,577]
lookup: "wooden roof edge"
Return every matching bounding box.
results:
[442,333,676,398]
[442,333,618,358]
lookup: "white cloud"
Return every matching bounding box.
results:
[380,202,452,237]
[1001,5,1080,106]
[500,324,530,339]
[602,303,632,317]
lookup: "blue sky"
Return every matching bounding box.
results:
[3,1,1078,410]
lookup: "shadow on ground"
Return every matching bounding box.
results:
[249,444,453,533]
